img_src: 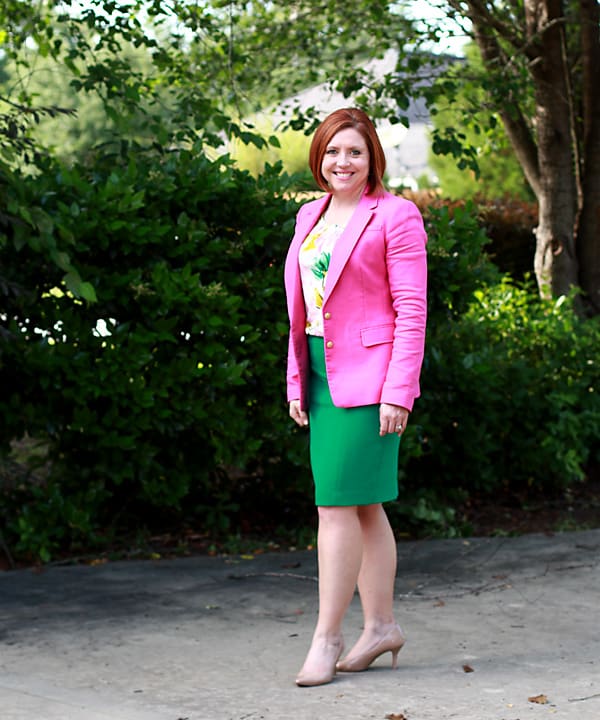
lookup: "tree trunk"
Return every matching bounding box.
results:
[466,0,581,299]
[577,0,600,315]
[524,0,579,299]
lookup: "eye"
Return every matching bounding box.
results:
[325,148,338,155]
[350,149,362,155]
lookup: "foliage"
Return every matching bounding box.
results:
[0,41,161,162]
[3,1,599,311]
[0,0,416,164]
[0,144,307,561]
[387,196,598,536]
[268,0,599,311]
[229,120,313,183]
[406,190,538,278]
[1,1,598,561]
[428,46,533,201]
[405,279,600,514]
[4,179,598,558]
[188,0,415,115]
[422,200,502,321]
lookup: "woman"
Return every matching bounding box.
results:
[284,108,427,687]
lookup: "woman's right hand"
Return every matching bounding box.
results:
[289,400,309,428]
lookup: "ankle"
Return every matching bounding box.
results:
[363,618,397,634]
[311,631,343,647]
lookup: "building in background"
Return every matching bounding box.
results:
[269,50,448,190]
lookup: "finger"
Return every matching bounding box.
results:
[380,418,394,436]
[379,412,388,436]
[289,402,302,422]
[291,407,309,427]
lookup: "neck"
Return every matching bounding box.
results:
[328,184,367,211]
[323,190,365,227]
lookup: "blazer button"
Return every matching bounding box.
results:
[324,312,331,320]
[326,340,334,349]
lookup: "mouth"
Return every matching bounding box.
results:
[334,171,353,179]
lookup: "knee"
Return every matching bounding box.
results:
[357,502,383,518]
[357,503,387,527]
[317,505,358,526]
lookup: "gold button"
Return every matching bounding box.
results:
[326,340,333,348]
[324,312,331,320]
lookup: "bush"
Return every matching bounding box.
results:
[405,189,537,278]
[404,279,600,512]
[388,198,599,536]
[1,147,312,560]
[2,167,598,559]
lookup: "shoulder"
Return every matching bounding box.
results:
[297,193,330,216]
[372,192,425,229]
[371,192,427,251]
[375,191,422,215]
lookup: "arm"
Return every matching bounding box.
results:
[380,200,428,411]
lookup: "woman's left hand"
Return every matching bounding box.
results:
[379,403,409,437]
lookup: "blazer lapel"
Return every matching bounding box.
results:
[286,195,330,320]
[324,193,378,303]
[293,195,330,250]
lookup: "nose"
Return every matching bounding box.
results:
[336,152,351,165]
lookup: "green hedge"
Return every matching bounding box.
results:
[408,281,599,488]
[1,146,312,560]
[394,205,600,535]
[1,155,599,559]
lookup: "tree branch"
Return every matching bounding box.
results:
[467,19,541,195]
[446,0,524,51]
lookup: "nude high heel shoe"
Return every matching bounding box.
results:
[295,635,345,687]
[336,624,405,672]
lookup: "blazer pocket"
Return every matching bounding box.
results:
[360,323,394,347]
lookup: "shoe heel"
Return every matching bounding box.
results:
[390,629,406,669]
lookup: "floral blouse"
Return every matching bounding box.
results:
[298,216,345,336]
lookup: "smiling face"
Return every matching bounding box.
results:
[320,127,370,200]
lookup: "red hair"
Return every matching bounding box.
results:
[308,107,386,196]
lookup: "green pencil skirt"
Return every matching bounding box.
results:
[307,334,400,507]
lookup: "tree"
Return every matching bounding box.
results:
[230,0,599,314]
[0,44,153,162]
[410,0,599,314]
[3,1,598,314]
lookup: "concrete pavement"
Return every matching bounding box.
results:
[1,529,599,720]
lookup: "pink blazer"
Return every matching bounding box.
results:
[284,190,427,412]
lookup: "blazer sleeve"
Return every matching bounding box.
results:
[286,332,302,402]
[284,204,311,408]
[380,199,428,410]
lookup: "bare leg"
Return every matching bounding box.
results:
[356,503,397,626]
[337,503,403,667]
[296,505,362,685]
